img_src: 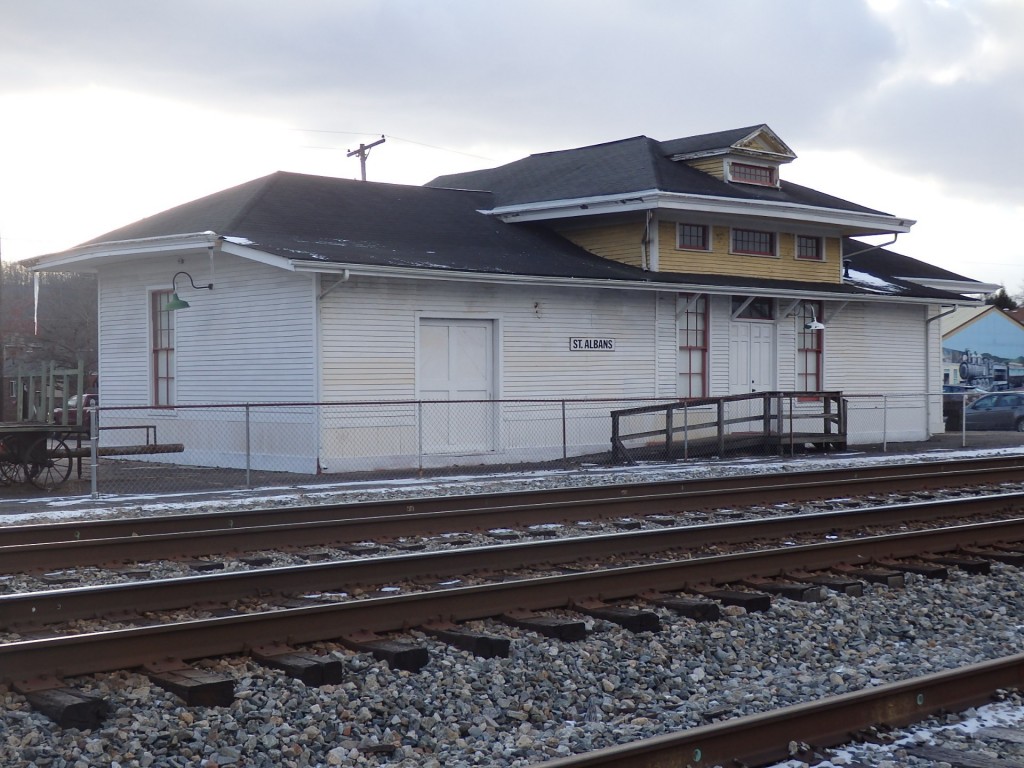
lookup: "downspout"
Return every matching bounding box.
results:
[925,305,958,436]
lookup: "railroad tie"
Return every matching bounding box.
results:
[963,547,1024,567]
[921,553,992,575]
[340,633,430,672]
[739,577,826,603]
[687,586,772,613]
[831,564,906,588]
[645,594,721,621]
[141,659,235,707]
[571,599,662,632]
[500,611,588,641]
[250,644,345,686]
[978,726,1024,745]
[788,573,865,597]
[907,745,1024,768]
[877,558,949,579]
[13,676,108,730]
[423,622,512,658]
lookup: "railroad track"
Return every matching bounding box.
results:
[5,457,1024,764]
[4,498,1024,697]
[4,454,1024,572]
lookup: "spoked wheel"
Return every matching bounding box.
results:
[26,437,72,490]
[0,436,28,486]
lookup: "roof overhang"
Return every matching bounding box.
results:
[31,232,299,274]
[899,277,1000,296]
[31,232,220,273]
[486,190,914,237]
[292,259,966,307]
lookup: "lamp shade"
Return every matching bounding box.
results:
[163,293,191,311]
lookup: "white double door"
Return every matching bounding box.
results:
[729,321,775,394]
[418,318,496,454]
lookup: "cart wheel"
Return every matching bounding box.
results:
[27,437,72,490]
[0,436,28,486]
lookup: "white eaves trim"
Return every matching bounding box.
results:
[902,277,1000,296]
[486,190,915,235]
[32,232,220,272]
[290,259,966,307]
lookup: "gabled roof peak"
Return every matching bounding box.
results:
[660,124,796,163]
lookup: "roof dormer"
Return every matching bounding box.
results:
[662,124,796,188]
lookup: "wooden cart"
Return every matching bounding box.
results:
[0,422,76,490]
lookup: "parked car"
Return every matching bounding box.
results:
[942,386,988,429]
[52,394,98,426]
[962,392,1024,432]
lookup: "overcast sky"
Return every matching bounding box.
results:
[1,0,1021,293]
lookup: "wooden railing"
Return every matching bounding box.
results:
[610,391,847,464]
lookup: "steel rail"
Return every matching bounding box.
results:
[536,652,1024,767]
[4,455,1023,549]
[3,516,1024,682]
[4,458,1024,572]
[3,492,1023,628]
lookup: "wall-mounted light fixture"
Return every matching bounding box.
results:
[164,271,213,311]
[804,312,825,331]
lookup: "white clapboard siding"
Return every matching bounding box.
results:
[97,254,319,472]
[319,277,665,401]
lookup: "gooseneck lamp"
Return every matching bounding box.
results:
[164,271,213,311]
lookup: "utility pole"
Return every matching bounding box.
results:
[346,135,385,181]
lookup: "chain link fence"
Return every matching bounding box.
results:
[2,391,1021,499]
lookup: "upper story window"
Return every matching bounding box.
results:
[730,162,777,187]
[796,235,823,261]
[676,223,710,251]
[731,228,776,257]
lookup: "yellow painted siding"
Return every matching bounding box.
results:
[554,222,647,268]
[657,222,843,283]
[684,157,726,179]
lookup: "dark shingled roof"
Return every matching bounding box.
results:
[73,172,970,301]
[81,172,653,281]
[843,238,980,283]
[428,134,888,216]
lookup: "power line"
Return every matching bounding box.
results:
[291,129,496,162]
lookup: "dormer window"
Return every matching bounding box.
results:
[729,162,777,187]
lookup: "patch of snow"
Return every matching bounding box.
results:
[845,269,908,294]
[222,235,256,246]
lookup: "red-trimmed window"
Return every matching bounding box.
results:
[678,294,707,398]
[796,235,823,261]
[677,223,709,251]
[797,301,823,391]
[732,228,775,256]
[152,290,176,406]
[731,162,777,186]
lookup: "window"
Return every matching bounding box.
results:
[152,290,176,406]
[676,223,710,251]
[796,235,823,261]
[730,162,777,186]
[731,296,774,320]
[797,301,823,391]
[678,294,707,398]
[732,228,775,256]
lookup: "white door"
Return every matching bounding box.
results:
[419,318,495,454]
[729,321,775,394]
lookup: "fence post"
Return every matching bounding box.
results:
[665,405,674,461]
[561,400,568,461]
[245,404,252,488]
[961,393,967,447]
[717,400,725,456]
[90,404,99,499]
[417,401,424,473]
[683,402,689,460]
[882,394,888,452]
